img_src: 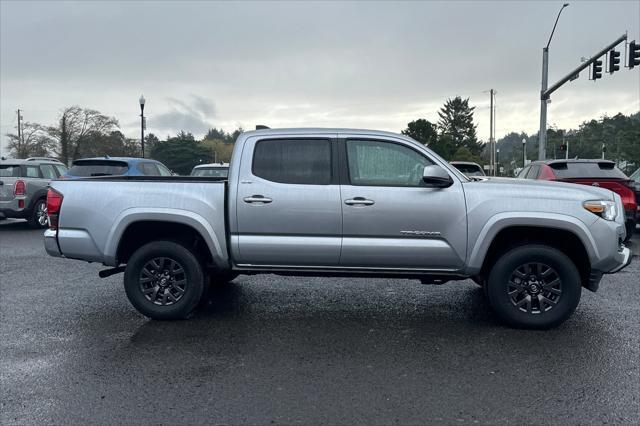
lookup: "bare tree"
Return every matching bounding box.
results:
[5,122,55,158]
[48,106,119,164]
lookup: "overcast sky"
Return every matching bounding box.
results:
[1,0,639,156]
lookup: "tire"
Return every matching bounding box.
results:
[486,244,581,329]
[27,199,48,229]
[624,220,636,242]
[124,240,205,320]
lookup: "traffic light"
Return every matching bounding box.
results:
[608,49,620,73]
[629,40,640,69]
[591,59,603,80]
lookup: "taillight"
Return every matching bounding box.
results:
[14,179,26,196]
[46,188,63,229]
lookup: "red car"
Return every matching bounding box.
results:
[517,159,637,239]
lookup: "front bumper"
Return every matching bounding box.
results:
[44,228,62,258]
[607,246,633,274]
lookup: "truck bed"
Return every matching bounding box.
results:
[49,178,228,267]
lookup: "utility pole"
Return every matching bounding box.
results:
[489,89,495,176]
[538,3,569,161]
[17,109,23,155]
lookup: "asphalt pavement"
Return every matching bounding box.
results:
[1,219,639,425]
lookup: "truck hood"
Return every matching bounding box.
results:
[470,177,615,201]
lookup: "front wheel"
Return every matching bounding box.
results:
[124,240,205,320]
[486,245,581,329]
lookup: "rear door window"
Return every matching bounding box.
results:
[137,162,161,176]
[25,166,40,178]
[550,162,628,179]
[253,139,332,185]
[68,160,129,177]
[40,164,58,179]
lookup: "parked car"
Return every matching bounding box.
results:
[0,157,68,228]
[44,128,631,329]
[450,161,485,177]
[630,167,640,226]
[517,159,637,239]
[190,162,229,178]
[63,157,172,179]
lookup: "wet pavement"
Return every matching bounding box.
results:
[1,219,639,424]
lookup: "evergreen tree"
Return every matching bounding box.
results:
[437,97,482,156]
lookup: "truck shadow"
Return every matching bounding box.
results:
[0,219,33,231]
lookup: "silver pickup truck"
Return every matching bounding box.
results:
[44,128,632,328]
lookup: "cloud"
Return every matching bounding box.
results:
[147,95,216,136]
[151,109,211,136]
[191,95,216,117]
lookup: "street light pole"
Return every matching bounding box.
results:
[522,138,527,168]
[139,95,146,158]
[538,3,569,161]
[496,149,500,176]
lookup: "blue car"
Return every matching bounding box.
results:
[63,157,173,179]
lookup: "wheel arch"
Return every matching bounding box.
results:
[466,213,597,288]
[104,208,229,270]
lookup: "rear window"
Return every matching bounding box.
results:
[550,162,627,179]
[453,164,484,176]
[192,167,228,178]
[0,165,21,177]
[68,160,129,177]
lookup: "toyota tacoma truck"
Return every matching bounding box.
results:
[44,128,633,328]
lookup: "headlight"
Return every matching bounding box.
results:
[583,200,617,221]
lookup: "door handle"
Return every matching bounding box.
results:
[344,197,375,206]
[243,195,273,204]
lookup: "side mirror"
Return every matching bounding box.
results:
[422,165,454,188]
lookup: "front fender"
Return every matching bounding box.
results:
[103,207,228,269]
[465,212,598,274]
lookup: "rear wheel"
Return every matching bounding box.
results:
[124,240,205,320]
[27,199,48,229]
[486,244,581,329]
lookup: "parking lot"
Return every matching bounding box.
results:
[1,219,639,424]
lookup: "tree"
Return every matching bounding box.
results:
[451,146,482,164]
[5,122,55,158]
[48,106,119,165]
[201,138,234,163]
[78,130,140,158]
[150,131,210,175]
[205,127,243,144]
[144,133,160,157]
[437,97,481,155]
[402,119,438,146]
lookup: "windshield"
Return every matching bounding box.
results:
[453,164,484,176]
[191,167,229,178]
[68,160,129,177]
[550,162,627,179]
